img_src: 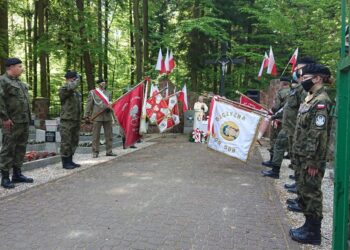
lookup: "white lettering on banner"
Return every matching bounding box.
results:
[208,101,261,162]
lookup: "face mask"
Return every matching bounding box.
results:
[301,78,314,92]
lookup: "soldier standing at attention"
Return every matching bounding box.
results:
[59,71,81,169]
[289,64,332,245]
[84,79,116,158]
[0,58,33,189]
[261,78,290,167]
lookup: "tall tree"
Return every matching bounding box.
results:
[97,0,103,79]
[142,0,149,72]
[38,0,48,97]
[103,0,109,80]
[129,0,135,85]
[0,0,9,74]
[76,0,95,90]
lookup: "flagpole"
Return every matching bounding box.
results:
[280,50,295,76]
[216,96,269,117]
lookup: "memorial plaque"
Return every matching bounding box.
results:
[45,131,56,142]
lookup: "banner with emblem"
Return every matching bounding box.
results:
[112,82,144,147]
[208,98,262,162]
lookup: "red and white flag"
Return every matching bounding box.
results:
[258,52,269,78]
[149,84,159,98]
[178,84,188,112]
[155,48,166,74]
[169,50,175,72]
[146,92,168,124]
[267,46,277,76]
[157,95,180,133]
[289,48,299,72]
[239,95,267,113]
[112,82,144,147]
[165,48,170,73]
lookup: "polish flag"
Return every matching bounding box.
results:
[289,48,299,72]
[258,52,269,78]
[267,46,277,76]
[178,84,188,112]
[149,84,159,98]
[155,48,166,74]
[169,51,175,72]
[165,48,170,73]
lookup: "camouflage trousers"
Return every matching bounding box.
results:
[60,119,80,157]
[271,128,288,169]
[294,155,325,219]
[269,124,281,153]
[92,121,113,154]
[0,123,29,172]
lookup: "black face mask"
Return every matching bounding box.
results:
[301,78,314,92]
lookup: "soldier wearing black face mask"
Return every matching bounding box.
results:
[289,63,332,245]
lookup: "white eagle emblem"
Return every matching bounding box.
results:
[315,115,326,127]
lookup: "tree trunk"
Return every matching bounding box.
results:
[76,0,95,91]
[38,0,48,97]
[103,0,109,80]
[133,0,142,82]
[0,0,9,74]
[142,0,148,72]
[129,0,135,85]
[45,4,50,103]
[97,0,103,79]
[33,1,38,98]
[27,0,33,88]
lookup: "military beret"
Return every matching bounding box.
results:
[301,64,331,77]
[279,76,291,82]
[96,79,106,84]
[5,58,22,67]
[296,56,316,65]
[64,70,78,78]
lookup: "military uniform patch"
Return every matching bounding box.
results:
[315,114,326,127]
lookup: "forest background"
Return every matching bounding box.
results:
[0,0,340,116]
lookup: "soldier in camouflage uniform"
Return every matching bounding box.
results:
[289,64,332,245]
[0,58,34,189]
[84,79,116,158]
[59,71,82,169]
[261,79,290,167]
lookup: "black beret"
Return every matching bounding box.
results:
[64,70,78,78]
[5,58,22,67]
[96,79,106,84]
[296,56,316,65]
[301,64,331,77]
[280,76,291,82]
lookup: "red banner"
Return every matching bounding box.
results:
[239,96,266,112]
[112,83,144,147]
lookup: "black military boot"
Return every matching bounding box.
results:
[287,186,297,194]
[12,168,34,183]
[69,155,81,168]
[284,182,296,189]
[289,216,310,236]
[1,170,15,189]
[289,174,296,180]
[290,217,321,245]
[122,137,126,149]
[287,202,303,213]
[262,153,274,167]
[286,197,300,206]
[261,167,279,179]
[62,156,76,170]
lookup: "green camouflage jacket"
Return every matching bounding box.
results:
[59,80,81,121]
[0,73,31,123]
[293,86,332,169]
[282,84,307,135]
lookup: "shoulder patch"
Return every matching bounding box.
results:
[315,114,326,127]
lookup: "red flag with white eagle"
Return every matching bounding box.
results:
[112,82,144,147]
[267,46,277,76]
[178,84,188,112]
[258,52,269,78]
[289,48,299,72]
[157,94,180,133]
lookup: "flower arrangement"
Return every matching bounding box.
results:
[190,129,208,143]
